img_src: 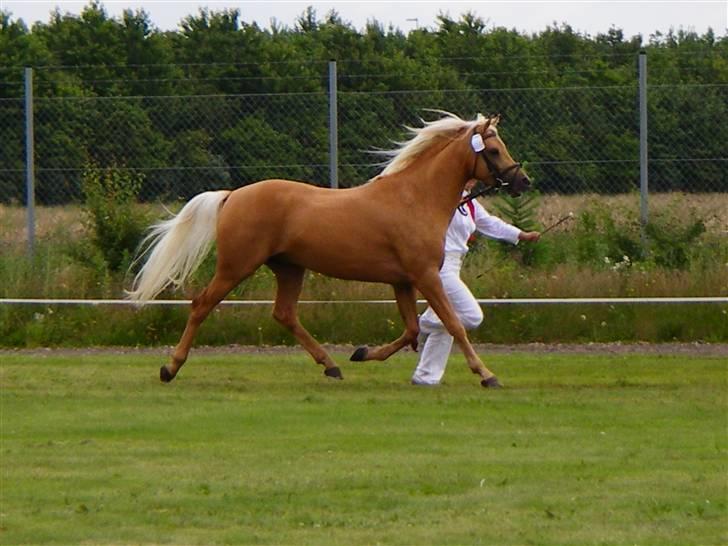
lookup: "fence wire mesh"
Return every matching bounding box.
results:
[0,63,726,206]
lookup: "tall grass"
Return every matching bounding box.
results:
[1,193,726,347]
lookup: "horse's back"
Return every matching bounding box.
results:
[223,179,362,226]
[228,178,354,208]
[216,179,407,282]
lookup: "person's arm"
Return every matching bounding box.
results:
[471,201,523,245]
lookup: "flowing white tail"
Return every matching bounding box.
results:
[127,190,231,302]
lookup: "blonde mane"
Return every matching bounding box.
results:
[377,111,497,176]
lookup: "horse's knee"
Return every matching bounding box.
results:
[272,307,296,329]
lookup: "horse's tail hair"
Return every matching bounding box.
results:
[126,190,231,303]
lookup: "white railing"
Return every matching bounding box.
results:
[1,297,726,306]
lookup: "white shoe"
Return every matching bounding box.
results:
[411,378,440,387]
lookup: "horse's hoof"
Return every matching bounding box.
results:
[324,366,343,380]
[481,376,503,388]
[160,366,174,383]
[349,346,368,362]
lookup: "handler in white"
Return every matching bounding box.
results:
[411,180,541,386]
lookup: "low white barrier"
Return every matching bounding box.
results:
[1,297,726,306]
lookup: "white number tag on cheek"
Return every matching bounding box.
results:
[471,133,485,152]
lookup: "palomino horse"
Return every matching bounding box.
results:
[128,112,530,387]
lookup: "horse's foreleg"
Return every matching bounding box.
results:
[162,273,241,382]
[269,263,342,379]
[415,270,500,388]
[350,283,419,362]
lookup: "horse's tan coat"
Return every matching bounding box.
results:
[131,113,530,384]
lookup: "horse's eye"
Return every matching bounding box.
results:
[488,148,500,156]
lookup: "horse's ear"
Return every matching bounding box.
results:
[481,117,492,131]
[492,114,501,126]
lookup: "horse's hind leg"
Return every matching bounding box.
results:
[269,262,342,379]
[161,272,241,382]
[350,283,419,362]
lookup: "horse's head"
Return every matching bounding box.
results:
[470,114,530,196]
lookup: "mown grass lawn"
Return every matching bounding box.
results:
[1,350,726,545]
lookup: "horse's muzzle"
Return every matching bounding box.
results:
[508,172,531,197]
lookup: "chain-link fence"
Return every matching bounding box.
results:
[1,60,726,207]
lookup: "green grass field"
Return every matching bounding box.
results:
[1,350,726,545]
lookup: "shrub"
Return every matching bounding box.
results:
[645,204,706,269]
[78,163,149,272]
[490,190,549,266]
[573,203,642,267]
[570,196,712,270]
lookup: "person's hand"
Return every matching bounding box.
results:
[518,231,541,242]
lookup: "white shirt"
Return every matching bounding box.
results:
[444,196,522,254]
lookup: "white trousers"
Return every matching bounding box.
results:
[412,253,484,385]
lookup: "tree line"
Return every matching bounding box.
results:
[1,1,726,203]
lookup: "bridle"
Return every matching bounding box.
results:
[462,130,524,204]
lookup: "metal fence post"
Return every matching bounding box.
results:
[328,60,338,189]
[638,51,648,253]
[24,67,36,257]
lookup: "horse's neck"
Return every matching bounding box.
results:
[403,140,472,222]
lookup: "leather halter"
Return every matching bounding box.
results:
[461,129,528,206]
[471,131,523,192]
